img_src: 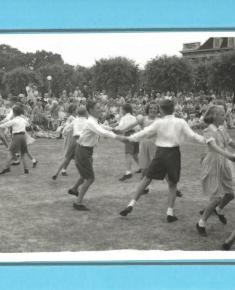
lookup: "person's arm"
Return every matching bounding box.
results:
[0,119,15,129]
[101,124,113,131]
[181,119,205,144]
[128,121,158,142]
[62,119,74,135]
[114,115,139,132]
[88,120,117,139]
[228,140,235,149]
[207,139,235,160]
[0,110,13,124]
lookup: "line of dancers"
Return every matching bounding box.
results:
[1,98,235,250]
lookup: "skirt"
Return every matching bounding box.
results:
[124,130,139,155]
[201,152,233,198]
[10,133,28,155]
[139,139,156,169]
[65,136,79,160]
[75,144,94,180]
[146,146,181,183]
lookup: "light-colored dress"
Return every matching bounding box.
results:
[62,115,75,156]
[201,124,234,198]
[137,116,157,170]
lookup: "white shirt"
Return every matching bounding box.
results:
[129,114,205,147]
[78,116,116,147]
[0,116,29,134]
[115,113,138,132]
[71,117,88,136]
[63,116,88,137]
[0,108,13,123]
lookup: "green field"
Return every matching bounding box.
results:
[0,132,235,252]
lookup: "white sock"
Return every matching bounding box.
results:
[216,206,223,215]
[128,200,136,207]
[62,169,66,173]
[125,171,132,175]
[32,158,36,163]
[198,219,206,228]
[167,208,174,216]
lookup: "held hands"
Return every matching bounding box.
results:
[112,128,122,134]
[116,135,129,143]
[229,153,235,162]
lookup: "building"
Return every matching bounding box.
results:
[180,37,235,65]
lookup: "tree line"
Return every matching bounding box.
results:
[0,44,234,98]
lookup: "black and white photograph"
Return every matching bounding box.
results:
[1,32,235,255]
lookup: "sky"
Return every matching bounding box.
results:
[0,31,235,68]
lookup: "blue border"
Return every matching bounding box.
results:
[0,0,235,30]
[1,0,235,289]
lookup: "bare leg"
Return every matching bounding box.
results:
[71,177,85,192]
[166,181,179,222]
[223,230,235,250]
[5,152,15,169]
[119,177,152,216]
[53,157,72,179]
[167,181,177,210]
[218,193,234,210]
[125,153,132,174]
[133,153,139,167]
[26,151,33,160]
[0,131,9,148]
[76,178,94,204]
[202,197,221,222]
[133,177,152,201]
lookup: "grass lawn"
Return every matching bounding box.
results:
[0,132,235,253]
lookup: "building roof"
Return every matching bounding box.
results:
[181,37,235,55]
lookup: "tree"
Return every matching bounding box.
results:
[0,69,6,96]
[37,64,74,96]
[208,52,235,95]
[72,65,93,88]
[3,67,42,95]
[144,55,193,93]
[25,50,64,70]
[92,57,139,97]
[193,63,209,92]
[0,44,27,71]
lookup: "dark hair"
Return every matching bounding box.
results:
[86,100,96,113]
[159,99,175,115]
[203,105,219,124]
[203,105,222,125]
[13,105,24,116]
[68,104,77,115]
[122,103,132,114]
[145,102,158,115]
[9,96,19,104]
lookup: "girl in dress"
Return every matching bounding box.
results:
[116,102,182,196]
[52,105,87,180]
[196,105,235,236]
[53,104,77,178]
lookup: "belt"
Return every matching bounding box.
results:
[79,144,93,149]
[13,132,25,136]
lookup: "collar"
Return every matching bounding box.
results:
[163,114,175,119]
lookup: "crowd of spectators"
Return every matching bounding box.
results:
[0,85,235,140]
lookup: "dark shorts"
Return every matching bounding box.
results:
[65,136,79,160]
[9,133,28,155]
[75,144,94,180]
[125,130,139,155]
[146,146,181,184]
